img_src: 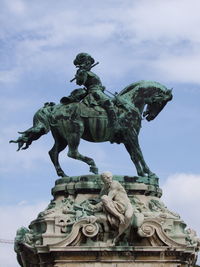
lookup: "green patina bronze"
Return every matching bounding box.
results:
[10,53,172,179]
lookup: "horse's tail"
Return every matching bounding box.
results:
[9,103,53,151]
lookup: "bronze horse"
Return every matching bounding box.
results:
[10,81,172,178]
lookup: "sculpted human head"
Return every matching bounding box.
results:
[73,53,95,69]
[101,171,113,185]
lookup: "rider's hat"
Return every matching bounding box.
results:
[73,53,95,67]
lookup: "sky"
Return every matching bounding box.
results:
[1,0,200,266]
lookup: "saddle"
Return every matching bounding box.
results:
[55,102,108,121]
[79,103,107,118]
[60,90,109,119]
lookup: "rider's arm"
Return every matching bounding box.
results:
[75,69,88,86]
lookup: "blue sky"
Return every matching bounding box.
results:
[1,0,200,265]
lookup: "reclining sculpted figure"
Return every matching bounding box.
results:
[89,171,134,243]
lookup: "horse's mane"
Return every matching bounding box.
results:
[118,80,168,100]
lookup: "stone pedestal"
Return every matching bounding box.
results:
[18,246,198,266]
[15,175,199,267]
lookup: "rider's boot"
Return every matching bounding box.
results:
[104,100,119,143]
[107,108,118,128]
[60,88,87,105]
[103,100,118,128]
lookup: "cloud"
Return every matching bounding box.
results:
[0,96,36,120]
[0,96,53,175]
[0,201,48,267]
[0,243,17,267]
[1,0,200,84]
[126,0,200,43]
[5,0,27,15]
[0,201,48,239]
[162,173,200,263]
[150,53,200,84]
[0,69,20,83]
[162,173,200,234]
[0,122,53,175]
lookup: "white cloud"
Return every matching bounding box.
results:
[150,53,200,84]
[162,173,200,264]
[0,95,53,175]
[0,142,49,173]
[1,0,200,84]
[5,0,26,15]
[0,97,35,119]
[0,201,48,239]
[125,0,200,43]
[0,69,20,83]
[0,201,48,267]
[0,243,17,267]
[162,173,200,235]
[0,123,51,174]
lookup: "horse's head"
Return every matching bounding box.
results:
[143,89,173,121]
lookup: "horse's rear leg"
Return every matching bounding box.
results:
[67,136,98,174]
[49,140,68,177]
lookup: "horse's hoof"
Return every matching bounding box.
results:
[90,166,98,174]
[62,174,69,178]
[57,170,68,177]
[148,173,158,179]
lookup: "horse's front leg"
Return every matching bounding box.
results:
[132,137,158,178]
[49,139,68,177]
[124,142,144,177]
[124,132,157,178]
[136,140,157,178]
[136,145,158,178]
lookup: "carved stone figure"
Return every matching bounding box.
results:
[89,171,134,243]
[14,174,200,266]
[10,54,173,178]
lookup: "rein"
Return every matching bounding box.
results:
[105,89,142,119]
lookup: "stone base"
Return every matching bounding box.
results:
[15,175,199,267]
[18,246,197,267]
[52,174,161,198]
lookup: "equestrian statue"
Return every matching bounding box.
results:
[10,53,173,179]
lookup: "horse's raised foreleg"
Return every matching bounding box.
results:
[49,138,68,177]
[67,133,98,174]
